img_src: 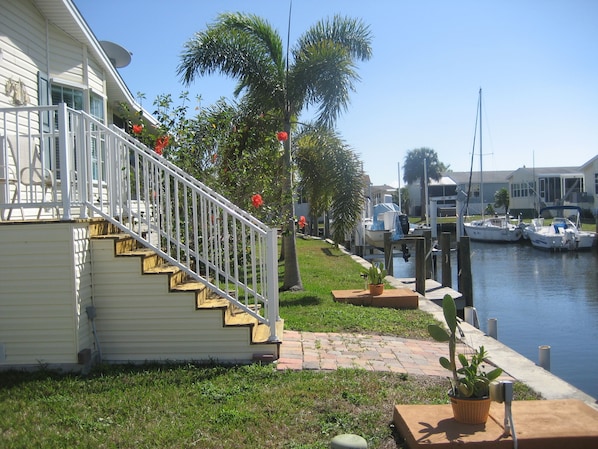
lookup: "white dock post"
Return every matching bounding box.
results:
[488,318,498,339]
[539,345,551,371]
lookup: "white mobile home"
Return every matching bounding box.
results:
[0,0,281,370]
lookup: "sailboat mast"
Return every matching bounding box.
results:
[479,88,484,218]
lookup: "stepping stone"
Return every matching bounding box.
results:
[330,433,368,449]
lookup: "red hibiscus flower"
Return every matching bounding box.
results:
[298,216,306,229]
[154,135,169,155]
[276,131,288,142]
[251,194,263,208]
[132,124,143,135]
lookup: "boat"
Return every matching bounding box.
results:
[462,88,523,242]
[364,202,409,249]
[464,216,524,242]
[523,205,596,250]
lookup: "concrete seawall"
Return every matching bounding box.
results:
[349,250,598,411]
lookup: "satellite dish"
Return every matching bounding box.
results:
[99,40,132,68]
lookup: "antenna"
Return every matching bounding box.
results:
[99,41,132,68]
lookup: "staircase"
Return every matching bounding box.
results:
[89,221,282,363]
[1,104,282,367]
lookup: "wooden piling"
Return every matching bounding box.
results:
[440,232,452,288]
[457,236,473,307]
[415,237,426,295]
[384,232,393,274]
[423,229,433,279]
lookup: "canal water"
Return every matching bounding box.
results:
[391,242,598,400]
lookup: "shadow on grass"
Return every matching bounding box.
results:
[0,361,248,390]
[321,247,342,257]
[279,294,322,307]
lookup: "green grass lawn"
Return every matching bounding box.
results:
[279,236,437,339]
[0,237,540,449]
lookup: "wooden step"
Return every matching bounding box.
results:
[144,263,186,288]
[90,221,282,357]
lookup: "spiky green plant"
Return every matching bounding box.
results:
[428,294,503,398]
[362,261,387,285]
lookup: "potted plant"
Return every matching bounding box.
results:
[363,261,387,296]
[428,294,503,424]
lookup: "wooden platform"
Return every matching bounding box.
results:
[331,288,418,309]
[393,399,598,449]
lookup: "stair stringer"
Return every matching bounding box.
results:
[89,227,281,364]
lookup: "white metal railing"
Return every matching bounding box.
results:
[0,104,280,341]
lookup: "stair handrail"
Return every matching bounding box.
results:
[67,106,280,341]
[109,126,269,231]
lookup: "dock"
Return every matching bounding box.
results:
[393,277,465,309]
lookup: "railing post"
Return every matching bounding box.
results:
[57,103,72,220]
[77,108,89,219]
[266,228,280,341]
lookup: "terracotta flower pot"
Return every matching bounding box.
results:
[369,283,384,296]
[449,394,491,424]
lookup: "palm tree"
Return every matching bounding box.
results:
[178,12,372,291]
[494,188,510,215]
[295,126,363,244]
[402,148,444,220]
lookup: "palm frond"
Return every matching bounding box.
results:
[178,12,286,109]
[296,15,373,61]
[290,15,372,126]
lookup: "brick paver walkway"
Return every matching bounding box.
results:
[276,330,453,377]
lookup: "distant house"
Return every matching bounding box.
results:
[404,171,511,217]
[508,166,583,216]
[446,171,513,216]
[400,159,597,219]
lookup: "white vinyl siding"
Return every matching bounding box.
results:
[47,22,85,86]
[0,1,46,110]
[73,225,94,358]
[90,237,264,363]
[87,58,106,95]
[92,236,276,362]
[0,221,277,367]
[0,222,92,366]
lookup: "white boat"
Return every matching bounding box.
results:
[523,206,596,250]
[462,88,523,242]
[464,216,524,242]
[364,202,409,249]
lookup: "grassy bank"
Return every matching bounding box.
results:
[279,236,436,339]
[0,237,540,449]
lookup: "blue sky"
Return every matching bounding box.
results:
[73,0,598,187]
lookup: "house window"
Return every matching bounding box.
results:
[595,173,598,195]
[540,177,562,203]
[526,181,536,197]
[563,177,582,196]
[513,183,521,198]
[89,94,106,180]
[51,85,84,110]
[50,85,105,180]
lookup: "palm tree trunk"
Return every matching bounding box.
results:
[281,122,303,291]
